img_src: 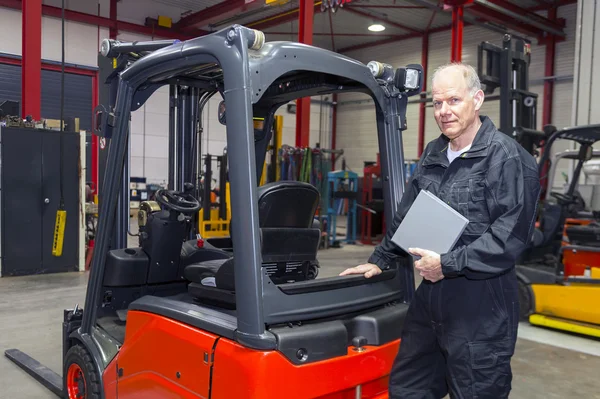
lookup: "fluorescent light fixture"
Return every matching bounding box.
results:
[368,23,385,32]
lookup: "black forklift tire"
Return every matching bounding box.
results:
[517,277,533,321]
[63,344,102,399]
[307,261,320,280]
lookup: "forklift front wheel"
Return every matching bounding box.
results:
[64,344,101,399]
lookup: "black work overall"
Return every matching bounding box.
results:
[368,116,541,398]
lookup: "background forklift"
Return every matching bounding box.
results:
[478,34,600,338]
[5,25,424,398]
[516,125,600,338]
[197,150,231,239]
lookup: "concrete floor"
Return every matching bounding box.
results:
[1,240,600,398]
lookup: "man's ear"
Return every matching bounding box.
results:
[473,89,485,111]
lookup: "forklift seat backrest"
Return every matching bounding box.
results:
[185,181,321,307]
[257,181,320,228]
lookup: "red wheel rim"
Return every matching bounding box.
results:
[66,363,86,399]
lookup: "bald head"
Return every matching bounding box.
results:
[432,63,482,98]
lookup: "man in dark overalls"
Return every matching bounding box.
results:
[341,63,541,398]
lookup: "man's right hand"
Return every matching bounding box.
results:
[339,263,382,278]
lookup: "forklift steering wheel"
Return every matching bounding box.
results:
[155,189,201,214]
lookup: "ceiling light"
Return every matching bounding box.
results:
[368,23,385,32]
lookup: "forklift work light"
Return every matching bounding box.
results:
[404,69,420,90]
[394,64,424,96]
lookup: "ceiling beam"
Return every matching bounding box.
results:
[338,32,421,53]
[175,0,264,30]
[338,20,473,53]
[472,0,565,37]
[528,0,576,12]
[246,2,322,31]
[407,0,565,40]
[342,7,423,34]
[0,0,204,40]
[338,0,574,55]
[266,32,401,37]
[345,5,428,9]
[467,4,544,38]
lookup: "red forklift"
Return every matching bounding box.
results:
[5,25,424,398]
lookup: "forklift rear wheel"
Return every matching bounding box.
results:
[64,344,101,399]
[307,261,320,279]
[517,277,533,321]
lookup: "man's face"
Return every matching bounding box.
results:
[432,69,483,140]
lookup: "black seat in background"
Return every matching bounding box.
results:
[256,181,319,228]
[185,181,321,307]
[566,223,600,247]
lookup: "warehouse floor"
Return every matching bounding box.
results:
[1,242,600,398]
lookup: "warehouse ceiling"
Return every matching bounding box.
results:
[146,0,571,52]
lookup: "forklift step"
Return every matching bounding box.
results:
[529,314,600,338]
[4,349,63,397]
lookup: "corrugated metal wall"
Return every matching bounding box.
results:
[0,63,93,130]
[0,64,21,115]
[40,70,93,131]
[0,63,93,181]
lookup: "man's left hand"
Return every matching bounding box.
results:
[409,247,444,283]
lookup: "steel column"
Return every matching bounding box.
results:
[451,6,464,62]
[418,34,429,157]
[21,0,42,120]
[542,7,557,127]
[295,0,314,147]
[109,0,117,39]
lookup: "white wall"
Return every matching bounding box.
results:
[335,3,577,183]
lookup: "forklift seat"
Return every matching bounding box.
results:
[184,181,321,307]
[566,223,600,247]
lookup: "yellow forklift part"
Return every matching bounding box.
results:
[52,210,67,257]
[274,114,283,182]
[532,283,600,325]
[260,162,267,186]
[198,182,232,238]
[529,314,600,338]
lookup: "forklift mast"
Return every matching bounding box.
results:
[94,40,215,245]
[478,34,546,156]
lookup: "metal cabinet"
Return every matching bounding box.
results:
[0,127,80,276]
